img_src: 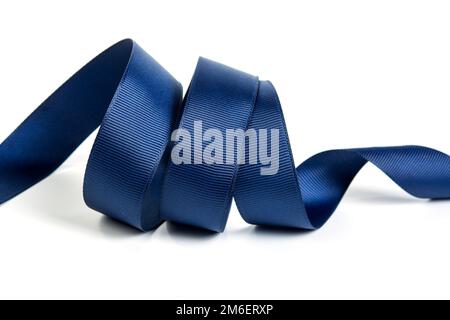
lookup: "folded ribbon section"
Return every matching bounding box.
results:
[1,39,450,232]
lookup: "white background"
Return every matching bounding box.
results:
[0,0,450,300]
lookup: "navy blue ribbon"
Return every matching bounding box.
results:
[1,39,450,232]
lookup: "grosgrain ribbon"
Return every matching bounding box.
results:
[1,39,450,232]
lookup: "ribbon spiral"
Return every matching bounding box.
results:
[1,39,450,232]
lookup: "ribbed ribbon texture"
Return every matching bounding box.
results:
[1,39,450,232]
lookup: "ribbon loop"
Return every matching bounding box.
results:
[84,41,182,231]
[160,58,259,232]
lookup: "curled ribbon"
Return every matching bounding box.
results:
[1,39,450,232]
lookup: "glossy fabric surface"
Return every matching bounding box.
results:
[1,39,450,232]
